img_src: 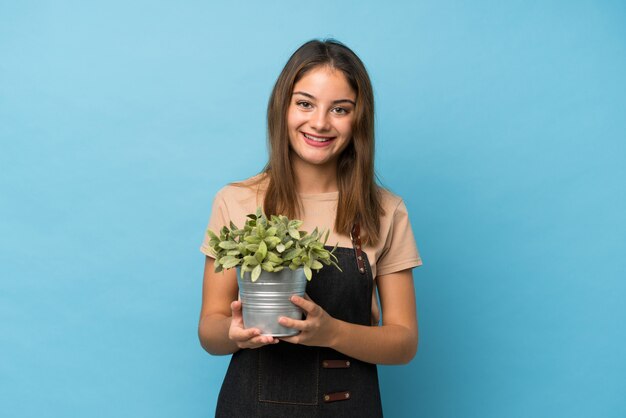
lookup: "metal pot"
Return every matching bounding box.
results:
[236,267,306,337]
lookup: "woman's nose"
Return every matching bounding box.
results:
[310,109,330,131]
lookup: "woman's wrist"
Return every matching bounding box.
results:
[327,317,346,350]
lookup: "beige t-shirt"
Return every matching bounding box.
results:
[200,174,422,323]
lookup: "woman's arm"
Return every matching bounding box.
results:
[198,257,278,355]
[279,268,418,365]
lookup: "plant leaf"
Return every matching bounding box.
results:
[288,220,303,229]
[311,260,323,270]
[243,255,258,266]
[266,251,282,264]
[244,236,261,244]
[255,240,267,263]
[256,221,266,238]
[261,262,275,272]
[251,264,262,282]
[218,241,238,250]
[283,248,300,261]
[245,243,259,252]
[304,265,312,281]
[219,256,240,269]
[264,236,281,248]
[330,260,343,272]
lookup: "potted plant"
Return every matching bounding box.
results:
[206,207,341,336]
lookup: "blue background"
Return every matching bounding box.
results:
[1,1,625,417]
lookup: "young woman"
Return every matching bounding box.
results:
[198,39,422,417]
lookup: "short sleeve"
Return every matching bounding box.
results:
[199,188,230,259]
[375,200,422,277]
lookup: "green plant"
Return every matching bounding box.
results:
[206,207,341,281]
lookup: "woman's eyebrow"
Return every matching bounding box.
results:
[293,91,356,106]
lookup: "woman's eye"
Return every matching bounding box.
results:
[296,101,312,109]
[332,107,349,115]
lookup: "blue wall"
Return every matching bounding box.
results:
[1,1,624,417]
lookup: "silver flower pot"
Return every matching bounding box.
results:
[236,267,307,337]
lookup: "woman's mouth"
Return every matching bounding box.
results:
[301,132,336,147]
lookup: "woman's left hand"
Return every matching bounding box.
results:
[278,294,340,347]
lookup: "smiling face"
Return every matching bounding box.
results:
[286,65,356,170]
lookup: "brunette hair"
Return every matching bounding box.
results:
[248,39,384,245]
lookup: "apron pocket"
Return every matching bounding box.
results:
[258,342,319,405]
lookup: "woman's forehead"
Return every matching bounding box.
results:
[292,67,356,100]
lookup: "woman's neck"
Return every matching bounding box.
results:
[292,158,338,194]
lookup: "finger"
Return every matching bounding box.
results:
[230,301,245,325]
[278,316,308,331]
[240,335,279,349]
[250,335,279,345]
[231,300,242,313]
[230,325,260,341]
[290,295,319,315]
[230,300,242,318]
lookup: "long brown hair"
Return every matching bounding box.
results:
[249,39,384,245]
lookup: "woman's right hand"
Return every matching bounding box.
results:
[228,300,279,349]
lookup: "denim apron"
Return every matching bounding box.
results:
[215,246,384,417]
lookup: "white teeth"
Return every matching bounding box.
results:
[304,133,332,142]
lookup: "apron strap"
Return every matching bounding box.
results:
[350,223,366,275]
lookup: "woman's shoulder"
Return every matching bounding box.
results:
[231,172,269,188]
[376,186,405,213]
[212,173,268,219]
[216,173,268,198]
